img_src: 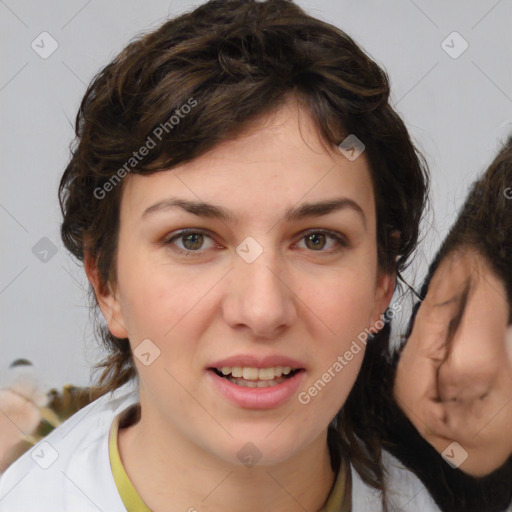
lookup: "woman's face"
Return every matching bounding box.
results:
[89,100,393,467]
[394,249,512,476]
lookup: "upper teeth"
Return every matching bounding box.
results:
[218,366,294,380]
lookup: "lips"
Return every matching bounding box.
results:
[207,363,307,409]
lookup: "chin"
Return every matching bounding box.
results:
[214,435,305,469]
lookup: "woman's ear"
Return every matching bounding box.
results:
[370,230,400,327]
[84,250,129,340]
[370,270,396,327]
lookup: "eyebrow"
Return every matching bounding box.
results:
[433,278,471,309]
[141,197,367,228]
[433,279,471,342]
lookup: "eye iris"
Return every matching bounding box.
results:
[183,233,203,250]
[305,233,326,250]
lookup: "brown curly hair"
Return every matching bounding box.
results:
[58,0,429,503]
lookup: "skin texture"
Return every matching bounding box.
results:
[85,98,394,512]
[394,249,512,477]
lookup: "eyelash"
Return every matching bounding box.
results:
[163,228,348,257]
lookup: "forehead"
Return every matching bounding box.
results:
[120,101,376,226]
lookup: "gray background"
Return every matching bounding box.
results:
[1,0,511,390]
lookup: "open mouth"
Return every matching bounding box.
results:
[209,367,303,388]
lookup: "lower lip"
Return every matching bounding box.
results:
[207,370,306,410]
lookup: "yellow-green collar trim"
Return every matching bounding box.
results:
[109,407,349,512]
[320,454,348,512]
[109,411,152,512]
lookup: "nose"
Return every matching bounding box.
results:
[437,328,497,405]
[222,247,297,339]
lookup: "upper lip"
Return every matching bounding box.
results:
[208,355,306,370]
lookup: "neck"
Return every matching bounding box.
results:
[117,404,337,512]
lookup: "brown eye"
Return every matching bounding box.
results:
[305,233,327,250]
[297,230,348,253]
[181,233,204,251]
[164,229,216,256]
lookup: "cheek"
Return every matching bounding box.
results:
[298,344,365,434]
[299,272,375,413]
[117,248,211,336]
[319,269,377,345]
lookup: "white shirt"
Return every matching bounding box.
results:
[0,378,456,512]
[0,379,139,511]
